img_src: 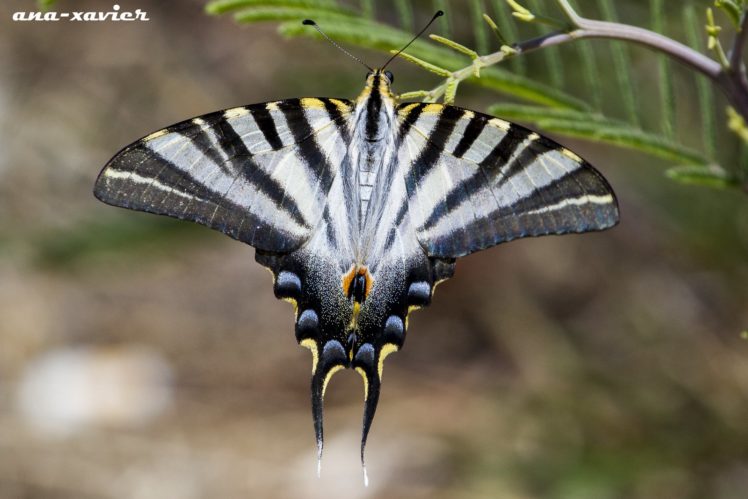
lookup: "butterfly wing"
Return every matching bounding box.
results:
[396,103,619,258]
[94,98,353,253]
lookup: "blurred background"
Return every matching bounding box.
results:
[1,0,747,497]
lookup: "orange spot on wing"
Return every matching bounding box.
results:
[342,265,357,297]
[360,267,373,298]
[341,265,374,300]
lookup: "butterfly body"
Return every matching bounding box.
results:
[94,67,618,472]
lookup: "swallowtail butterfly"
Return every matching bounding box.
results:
[94,12,618,482]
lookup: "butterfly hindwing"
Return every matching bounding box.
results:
[94,98,354,253]
[396,103,619,258]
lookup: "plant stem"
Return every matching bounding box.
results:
[552,0,748,121]
[418,0,748,124]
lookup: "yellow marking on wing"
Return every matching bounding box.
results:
[224,107,249,119]
[399,103,420,115]
[528,132,540,141]
[329,98,351,114]
[432,277,452,297]
[265,267,276,281]
[423,103,443,115]
[378,343,399,380]
[301,98,325,109]
[322,365,344,397]
[355,367,369,401]
[488,118,511,131]
[143,129,168,142]
[282,297,298,315]
[266,102,279,111]
[300,338,318,373]
[341,264,357,296]
[561,148,582,162]
[463,110,475,119]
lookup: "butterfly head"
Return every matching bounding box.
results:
[362,69,396,101]
[365,68,394,87]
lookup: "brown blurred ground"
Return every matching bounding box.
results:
[1,1,747,498]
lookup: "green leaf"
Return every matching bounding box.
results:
[430,34,479,59]
[488,103,609,123]
[528,0,564,88]
[652,0,674,138]
[470,0,489,54]
[433,0,452,38]
[597,0,639,126]
[536,118,708,166]
[360,0,374,18]
[205,0,341,15]
[567,0,601,109]
[488,103,711,168]
[396,51,453,77]
[665,165,738,188]
[476,69,589,109]
[232,6,357,23]
[684,5,717,158]
[715,0,742,28]
[394,0,414,31]
[490,0,526,75]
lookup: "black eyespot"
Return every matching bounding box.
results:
[384,70,394,84]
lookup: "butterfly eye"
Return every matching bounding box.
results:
[384,70,394,84]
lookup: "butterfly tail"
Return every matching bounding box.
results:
[352,342,386,487]
[359,367,381,487]
[310,339,348,476]
[310,370,325,477]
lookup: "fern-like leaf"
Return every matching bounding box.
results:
[597,0,639,126]
[489,103,708,166]
[666,165,739,188]
[205,0,340,14]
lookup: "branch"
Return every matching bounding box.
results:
[551,0,748,121]
[406,0,748,121]
[408,22,723,105]
[405,5,727,105]
[555,0,721,78]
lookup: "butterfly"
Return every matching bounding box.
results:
[93,12,618,483]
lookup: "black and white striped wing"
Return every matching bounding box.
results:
[94,98,353,253]
[397,103,619,258]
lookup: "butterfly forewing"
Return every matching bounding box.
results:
[396,103,619,258]
[94,98,354,253]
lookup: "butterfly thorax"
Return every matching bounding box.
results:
[349,71,397,236]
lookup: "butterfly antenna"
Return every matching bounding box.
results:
[382,10,444,70]
[302,19,373,71]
